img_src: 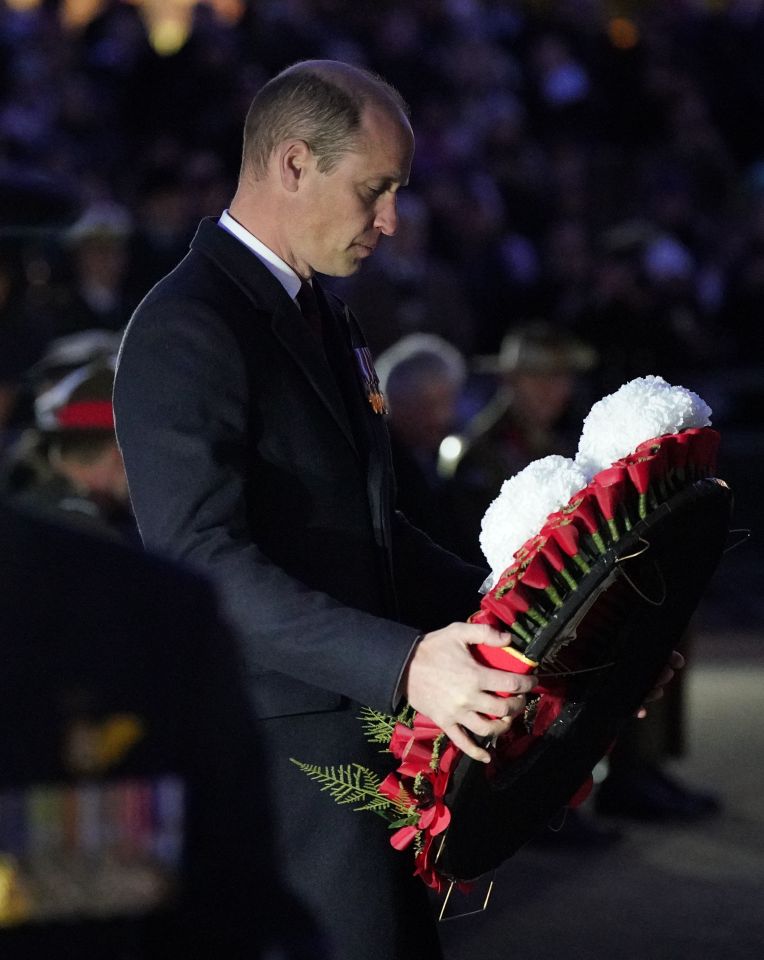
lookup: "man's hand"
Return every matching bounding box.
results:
[402,622,537,764]
[637,650,685,718]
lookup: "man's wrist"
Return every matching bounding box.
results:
[391,633,423,712]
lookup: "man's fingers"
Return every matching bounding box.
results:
[465,625,514,648]
[504,694,527,718]
[445,700,526,764]
[654,665,675,688]
[407,624,534,747]
[463,708,522,739]
[478,665,536,696]
[669,650,686,670]
[444,724,491,764]
[642,685,665,705]
[475,692,527,720]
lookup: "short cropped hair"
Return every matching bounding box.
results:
[241,60,409,180]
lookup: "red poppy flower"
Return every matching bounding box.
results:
[413,832,444,891]
[481,592,520,628]
[667,431,691,472]
[544,518,581,557]
[469,607,501,628]
[389,723,414,760]
[624,455,652,494]
[379,772,412,806]
[390,824,419,851]
[564,492,600,535]
[412,714,442,740]
[519,551,553,590]
[590,464,628,521]
[417,796,451,835]
[687,427,720,472]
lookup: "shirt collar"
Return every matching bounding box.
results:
[218,209,303,301]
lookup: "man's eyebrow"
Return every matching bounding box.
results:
[369,174,406,188]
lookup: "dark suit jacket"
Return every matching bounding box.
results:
[114,218,484,719]
[113,218,486,959]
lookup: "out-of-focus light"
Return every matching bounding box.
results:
[608,16,640,50]
[5,0,41,12]
[147,18,192,56]
[208,0,246,26]
[439,435,464,474]
[138,0,195,56]
[62,0,107,30]
[6,0,242,45]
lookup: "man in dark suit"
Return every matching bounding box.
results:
[113,60,539,959]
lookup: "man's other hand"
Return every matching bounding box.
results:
[637,649,686,718]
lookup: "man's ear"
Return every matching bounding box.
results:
[278,140,312,193]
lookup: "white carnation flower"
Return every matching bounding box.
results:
[479,455,588,585]
[576,375,711,479]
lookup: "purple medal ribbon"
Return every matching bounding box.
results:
[353,346,388,414]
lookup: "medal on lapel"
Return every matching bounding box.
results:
[341,304,388,414]
[353,345,388,415]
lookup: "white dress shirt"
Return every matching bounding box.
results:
[218,209,305,301]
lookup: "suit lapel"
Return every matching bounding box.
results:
[191,219,357,454]
[269,298,357,453]
[324,292,400,619]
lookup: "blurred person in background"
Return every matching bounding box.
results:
[573,222,657,396]
[50,202,137,337]
[0,500,316,959]
[720,189,764,371]
[0,329,122,498]
[0,244,47,459]
[425,168,544,356]
[596,652,721,822]
[539,217,594,328]
[446,320,596,565]
[128,164,197,297]
[576,221,725,397]
[376,333,467,548]
[12,362,134,542]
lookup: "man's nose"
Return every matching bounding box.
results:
[374,195,398,236]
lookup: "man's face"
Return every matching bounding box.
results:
[290,105,414,278]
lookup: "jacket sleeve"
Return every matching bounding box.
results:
[114,296,420,714]
[390,510,488,633]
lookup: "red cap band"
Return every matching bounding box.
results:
[55,400,115,430]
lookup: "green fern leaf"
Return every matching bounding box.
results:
[358,706,398,745]
[290,759,404,822]
[395,704,416,726]
[358,704,416,749]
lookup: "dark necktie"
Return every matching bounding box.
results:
[296,280,323,341]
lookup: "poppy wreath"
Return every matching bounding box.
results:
[292,377,721,891]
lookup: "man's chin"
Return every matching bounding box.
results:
[314,251,367,278]
[333,259,364,278]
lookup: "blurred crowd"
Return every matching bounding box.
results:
[2,1,764,469]
[1,0,761,827]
